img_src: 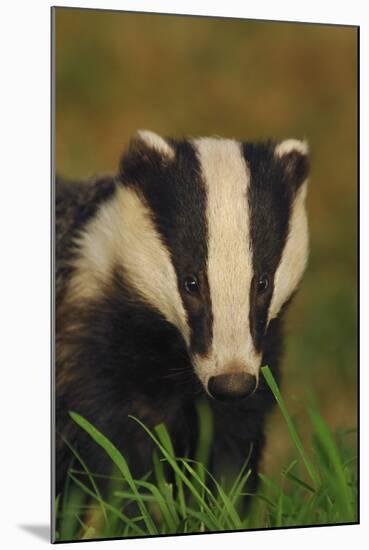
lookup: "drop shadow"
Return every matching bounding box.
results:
[19,524,50,543]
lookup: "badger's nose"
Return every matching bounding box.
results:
[208,372,257,401]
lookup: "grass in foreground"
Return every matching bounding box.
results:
[54,366,357,541]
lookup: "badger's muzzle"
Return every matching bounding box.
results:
[207,371,257,401]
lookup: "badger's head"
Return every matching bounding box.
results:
[74,130,309,401]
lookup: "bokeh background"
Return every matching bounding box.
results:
[55,8,357,475]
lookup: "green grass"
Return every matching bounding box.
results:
[54,366,357,542]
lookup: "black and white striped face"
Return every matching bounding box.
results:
[74,130,309,400]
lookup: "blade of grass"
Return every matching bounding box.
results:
[194,397,213,476]
[68,472,146,536]
[309,407,355,519]
[75,514,97,540]
[258,472,281,497]
[261,366,320,489]
[226,469,252,512]
[275,491,284,527]
[174,505,219,531]
[153,423,187,520]
[284,471,316,493]
[178,458,222,511]
[58,483,86,541]
[227,442,254,504]
[114,491,158,502]
[152,452,179,525]
[135,479,178,531]
[59,432,109,526]
[181,459,243,530]
[282,459,299,477]
[129,416,219,527]
[69,411,157,535]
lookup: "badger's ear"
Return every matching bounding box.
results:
[133,130,175,159]
[275,139,309,190]
[119,130,175,178]
[127,129,175,163]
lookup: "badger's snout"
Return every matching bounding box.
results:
[207,371,257,401]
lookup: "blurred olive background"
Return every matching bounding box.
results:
[55,8,357,475]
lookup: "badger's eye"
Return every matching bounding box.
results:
[257,274,269,294]
[184,275,199,295]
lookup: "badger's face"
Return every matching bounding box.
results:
[74,130,309,401]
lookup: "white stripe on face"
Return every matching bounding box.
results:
[268,182,309,321]
[69,185,190,344]
[192,138,261,387]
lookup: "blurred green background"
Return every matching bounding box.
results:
[55,8,357,475]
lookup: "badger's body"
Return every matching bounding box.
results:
[55,131,309,498]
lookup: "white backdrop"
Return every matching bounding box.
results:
[0,1,366,548]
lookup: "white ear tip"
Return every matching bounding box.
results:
[135,129,175,159]
[136,129,158,141]
[275,139,309,157]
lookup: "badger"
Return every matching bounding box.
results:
[55,130,309,499]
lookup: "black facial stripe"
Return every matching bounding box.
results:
[120,139,213,356]
[243,142,294,351]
